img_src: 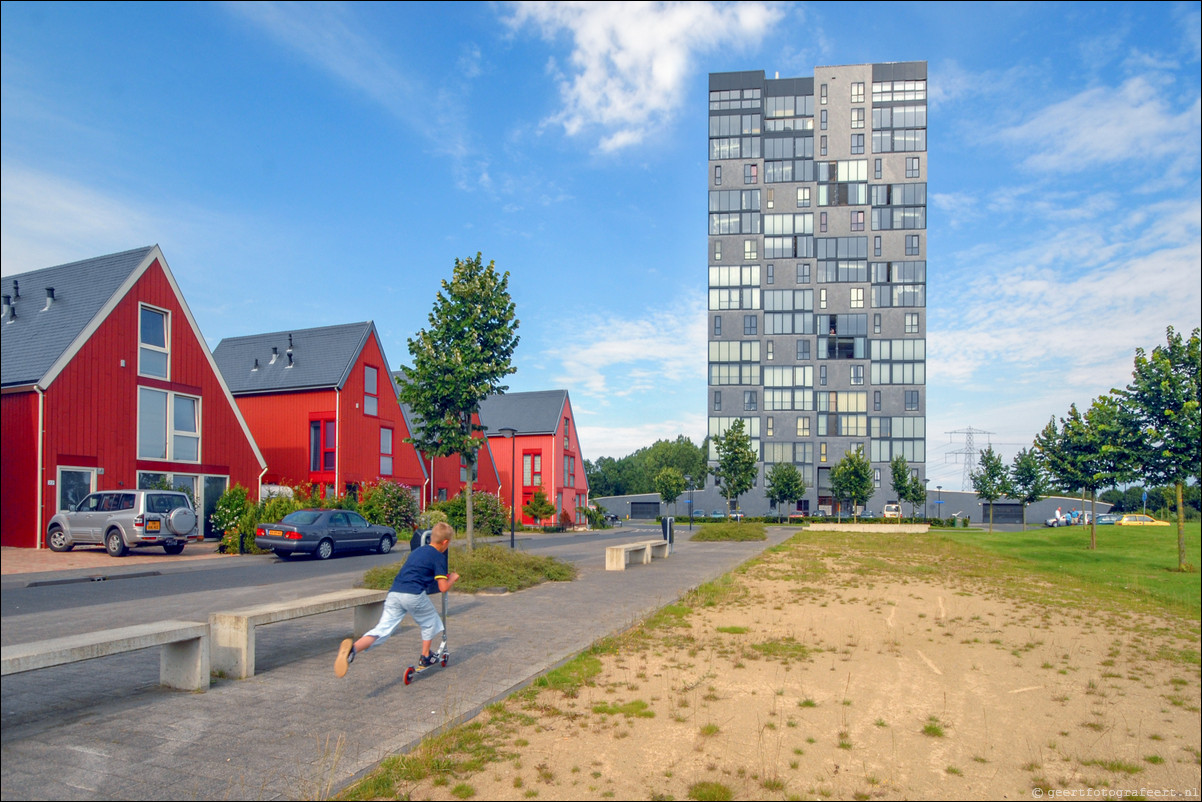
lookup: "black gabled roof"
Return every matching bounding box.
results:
[477,390,570,436]
[1,246,156,388]
[213,321,381,395]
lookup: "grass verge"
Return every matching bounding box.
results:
[689,521,767,542]
[361,543,577,594]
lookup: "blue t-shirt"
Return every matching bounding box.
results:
[389,544,448,595]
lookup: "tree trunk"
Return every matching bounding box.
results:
[1177,481,1186,571]
[1089,490,1097,550]
[464,462,475,553]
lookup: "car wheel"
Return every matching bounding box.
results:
[273,549,293,559]
[377,535,394,554]
[105,529,128,557]
[47,527,74,552]
[162,543,186,555]
[315,539,334,560]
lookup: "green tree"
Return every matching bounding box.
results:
[888,455,912,523]
[653,466,687,517]
[711,419,757,515]
[1120,326,1201,571]
[398,253,519,552]
[522,489,556,527]
[969,445,1009,533]
[765,463,806,522]
[907,474,927,520]
[830,446,873,521]
[1008,447,1047,529]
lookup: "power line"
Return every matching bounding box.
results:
[946,427,994,489]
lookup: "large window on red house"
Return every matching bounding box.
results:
[522,452,541,487]
[364,366,379,416]
[139,304,170,379]
[310,418,336,472]
[380,427,393,476]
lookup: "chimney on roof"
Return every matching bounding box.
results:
[42,287,55,312]
[287,334,293,355]
[252,358,260,371]
[270,346,278,365]
[1,295,10,321]
[286,351,294,368]
[11,280,19,299]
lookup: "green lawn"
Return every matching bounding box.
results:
[939,521,1200,617]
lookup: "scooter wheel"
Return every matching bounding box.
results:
[441,654,448,668]
[404,666,414,685]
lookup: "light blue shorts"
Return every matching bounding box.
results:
[364,591,444,646]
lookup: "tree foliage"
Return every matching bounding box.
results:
[711,420,757,512]
[1008,447,1047,528]
[830,446,873,521]
[522,490,556,526]
[653,466,687,516]
[398,253,519,551]
[585,435,708,497]
[970,445,1010,533]
[765,463,806,522]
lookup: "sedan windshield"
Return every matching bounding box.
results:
[282,511,324,525]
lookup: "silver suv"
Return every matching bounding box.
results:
[46,489,200,557]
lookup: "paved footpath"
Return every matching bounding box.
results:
[1,527,794,801]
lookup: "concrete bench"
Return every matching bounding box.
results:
[209,588,387,679]
[0,620,209,692]
[606,539,670,571]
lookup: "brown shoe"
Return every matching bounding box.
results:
[335,638,354,677]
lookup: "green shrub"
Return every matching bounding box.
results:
[362,544,577,593]
[358,480,420,532]
[432,490,509,536]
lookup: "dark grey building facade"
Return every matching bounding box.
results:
[707,62,928,515]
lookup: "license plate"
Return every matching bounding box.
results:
[147,520,161,531]
[269,530,283,538]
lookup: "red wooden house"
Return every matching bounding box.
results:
[397,403,502,508]
[0,246,267,548]
[213,322,425,499]
[479,390,589,525]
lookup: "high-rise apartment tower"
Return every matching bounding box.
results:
[707,62,928,515]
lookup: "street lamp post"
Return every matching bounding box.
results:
[685,475,693,531]
[499,427,517,549]
[936,485,942,522]
[923,478,929,520]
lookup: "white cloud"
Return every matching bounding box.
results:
[504,1,782,152]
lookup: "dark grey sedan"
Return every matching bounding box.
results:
[254,509,396,560]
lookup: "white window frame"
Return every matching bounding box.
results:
[138,387,201,463]
[380,427,394,476]
[138,304,170,379]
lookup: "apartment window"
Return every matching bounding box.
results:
[820,109,828,130]
[820,442,827,462]
[906,157,920,178]
[797,339,810,360]
[874,468,881,488]
[744,315,758,335]
[713,315,722,336]
[523,452,542,487]
[819,365,827,386]
[310,418,336,472]
[745,164,758,184]
[138,388,200,462]
[905,390,921,411]
[851,108,865,129]
[906,234,920,255]
[714,165,722,186]
[766,416,774,437]
[874,158,882,179]
[796,263,811,283]
[819,288,827,309]
[766,264,774,284]
[819,212,827,233]
[767,188,774,209]
[766,340,775,360]
[905,313,920,334]
[713,391,722,411]
[850,288,864,308]
[797,417,810,436]
[380,428,393,476]
[874,313,882,334]
[797,187,811,207]
[820,135,827,156]
[744,239,758,260]
[874,390,882,411]
[851,134,864,154]
[852,82,865,103]
[851,365,864,385]
[364,366,379,416]
[139,305,170,379]
[744,390,758,411]
[874,236,882,257]
[714,240,722,261]
[820,83,827,105]
[851,210,865,231]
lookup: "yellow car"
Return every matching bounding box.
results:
[1114,514,1170,526]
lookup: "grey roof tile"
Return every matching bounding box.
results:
[1,247,156,388]
[213,322,376,394]
[477,390,569,435]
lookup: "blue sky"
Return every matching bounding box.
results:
[3,1,1199,492]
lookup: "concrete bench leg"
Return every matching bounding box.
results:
[210,615,253,680]
[161,635,210,691]
[354,600,384,637]
[640,546,653,565]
